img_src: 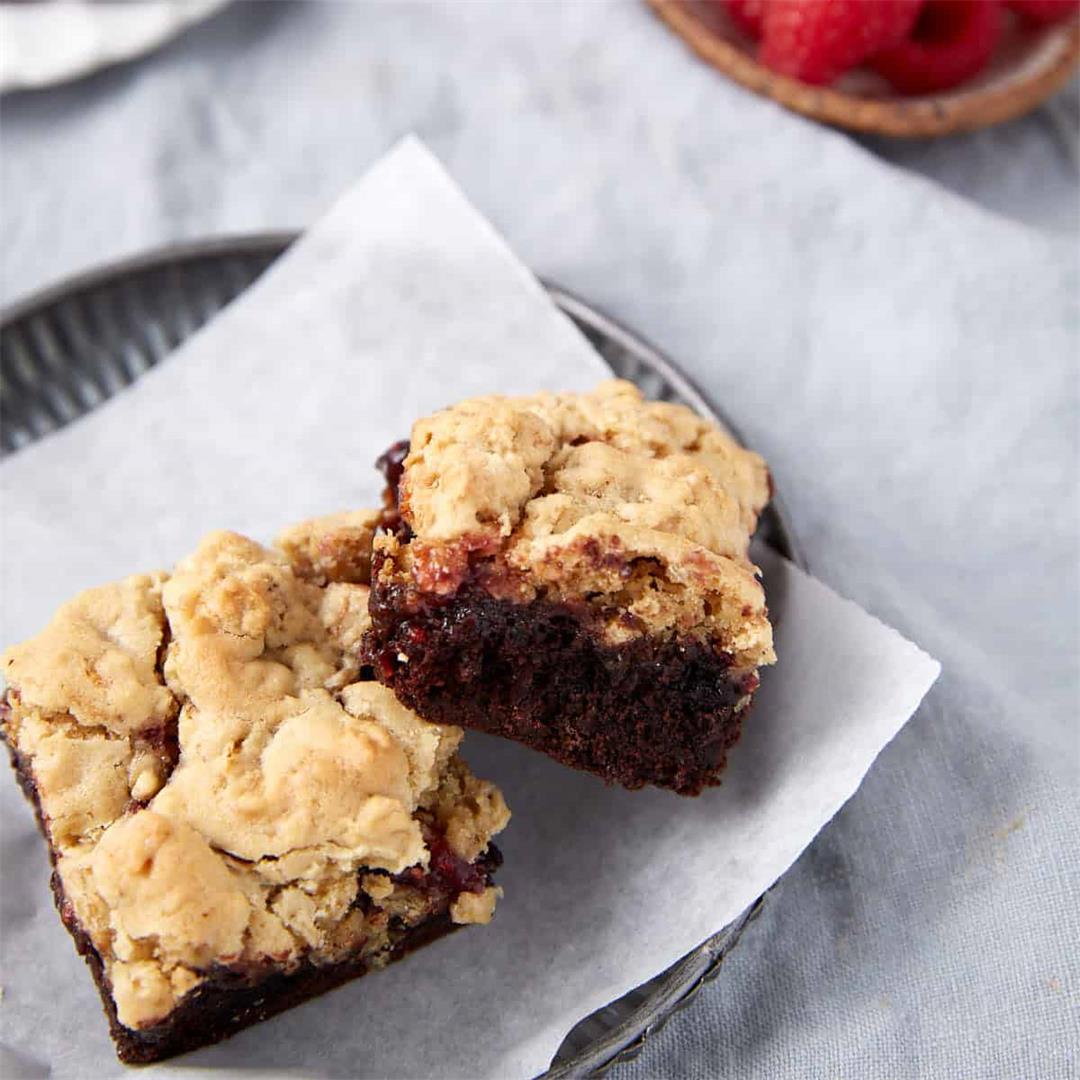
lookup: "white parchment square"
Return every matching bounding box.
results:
[0,138,939,1079]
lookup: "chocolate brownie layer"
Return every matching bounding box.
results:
[368,576,757,794]
[366,381,775,794]
[103,916,460,1065]
[1,517,508,1063]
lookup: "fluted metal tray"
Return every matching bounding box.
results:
[0,235,802,1076]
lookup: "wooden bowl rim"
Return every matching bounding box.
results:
[647,0,1080,138]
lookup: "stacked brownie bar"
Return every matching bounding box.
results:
[365,380,775,794]
[1,380,774,1062]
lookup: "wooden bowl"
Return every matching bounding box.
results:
[647,0,1080,137]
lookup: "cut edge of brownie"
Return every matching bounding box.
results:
[367,440,762,796]
[81,903,460,1065]
[365,568,758,796]
[1,699,499,1065]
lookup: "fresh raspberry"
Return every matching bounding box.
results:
[761,0,924,86]
[723,0,765,39]
[878,0,930,43]
[1008,0,1079,24]
[871,0,1004,94]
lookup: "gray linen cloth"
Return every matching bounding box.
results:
[1,2,1077,1077]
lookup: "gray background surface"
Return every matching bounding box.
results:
[1,2,1078,1077]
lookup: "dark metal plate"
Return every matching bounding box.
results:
[0,235,801,1076]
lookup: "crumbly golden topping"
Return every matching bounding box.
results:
[450,886,501,926]
[387,380,775,669]
[1,520,508,1031]
[0,574,176,738]
[276,509,380,586]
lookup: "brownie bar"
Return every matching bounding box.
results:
[1,518,509,1064]
[365,380,775,795]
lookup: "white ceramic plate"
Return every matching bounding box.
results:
[0,0,230,92]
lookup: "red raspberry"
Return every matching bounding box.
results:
[871,0,1004,94]
[878,0,930,42]
[723,0,765,39]
[1008,0,1079,24]
[761,0,924,86]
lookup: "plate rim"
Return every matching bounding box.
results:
[1,234,800,1077]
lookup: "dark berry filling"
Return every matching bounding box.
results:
[375,438,411,534]
[393,829,502,898]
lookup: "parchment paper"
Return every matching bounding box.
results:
[0,137,940,1079]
